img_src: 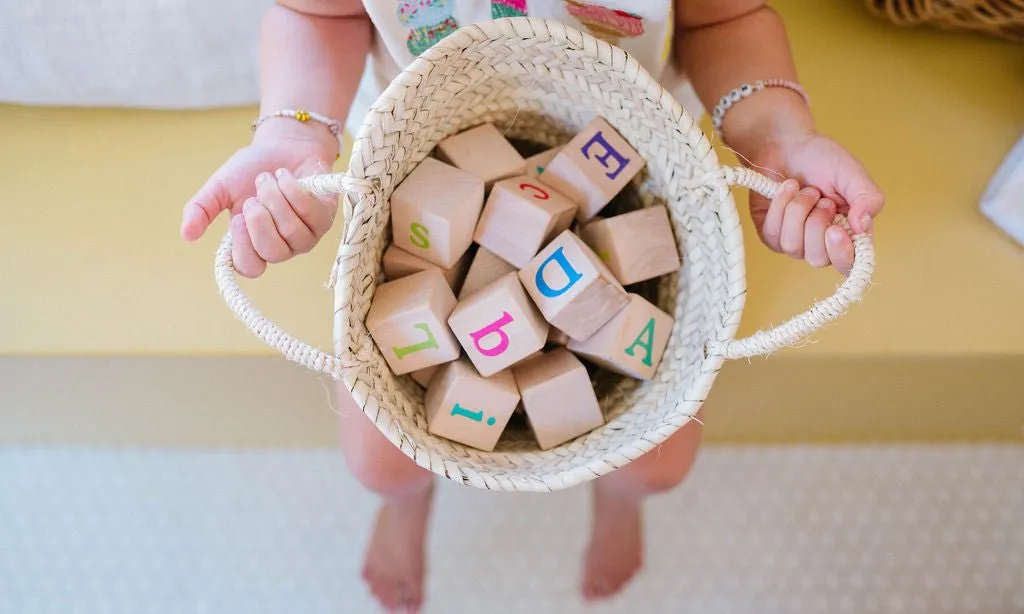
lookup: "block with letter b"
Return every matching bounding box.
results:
[539,117,644,222]
[518,230,629,342]
[472,177,577,268]
[448,272,549,377]
[425,357,520,451]
[390,158,484,269]
[567,293,673,380]
[434,123,526,190]
[365,269,461,375]
[578,206,681,285]
[511,349,604,450]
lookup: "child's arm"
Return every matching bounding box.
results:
[181,0,370,279]
[674,1,884,275]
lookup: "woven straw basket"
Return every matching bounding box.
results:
[865,0,1024,41]
[214,18,875,492]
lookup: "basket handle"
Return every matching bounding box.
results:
[213,172,374,380]
[706,166,876,360]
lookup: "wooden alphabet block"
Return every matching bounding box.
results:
[546,327,569,347]
[435,123,526,189]
[578,206,681,285]
[524,146,563,179]
[511,349,604,450]
[458,246,517,300]
[518,230,630,342]
[425,357,520,451]
[539,117,645,222]
[473,177,578,268]
[382,244,472,293]
[390,157,484,269]
[410,364,440,388]
[365,269,461,375]
[447,272,549,377]
[567,293,673,380]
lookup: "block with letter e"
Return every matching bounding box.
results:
[518,230,629,342]
[425,357,520,451]
[390,158,484,269]
[568,293,673,380]
[448,272,549,377]
[539,117,644,222]
[365,269,461,375]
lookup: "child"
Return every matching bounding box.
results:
[181,1,884,611]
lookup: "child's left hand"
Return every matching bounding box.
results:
[747,133,884,276]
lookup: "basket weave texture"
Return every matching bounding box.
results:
[214,18,875,492]
[865,0,1024,41]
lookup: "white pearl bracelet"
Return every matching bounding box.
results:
[710,79,810,136]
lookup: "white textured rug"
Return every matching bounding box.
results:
[1,445,1021,614]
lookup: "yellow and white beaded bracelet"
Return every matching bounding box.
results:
[251,108,344,150]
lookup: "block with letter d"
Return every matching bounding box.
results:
[390,158,485,269]
[447,272,549,377]
[365,269,461,375]
[539,117,644,222]
[567,293,673,380]
[518,230,629,342]
[425,357,521,451]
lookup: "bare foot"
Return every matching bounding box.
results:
[581,484,644,602]
[361,482,434,613]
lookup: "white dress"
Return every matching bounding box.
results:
[345,0,703,136]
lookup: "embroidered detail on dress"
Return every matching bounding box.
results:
[398,0,460,55]
[491,0,528,19]
[563,1,644,46]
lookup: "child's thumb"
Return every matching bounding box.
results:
[181,175,237,241]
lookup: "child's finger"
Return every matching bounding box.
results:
[780,187,821,259]
[230,214,267,278]
[825,224,855,276]
[182,175,235,241]
[255,172,318,254]
[759,179,799,252]
[275,166,337,239]
[804,199,836,268]
[838,165,884,234]
[242,197,292,264]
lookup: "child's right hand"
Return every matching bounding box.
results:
[180,127,339,278]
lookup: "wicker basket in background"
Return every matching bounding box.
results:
[214,18,875,493]
[865,0,1024,41]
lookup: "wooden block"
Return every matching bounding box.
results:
[425,357,520,451]
[448,272,549,377]
[568,293,673,380]
[511,349,604,450]
[457,247,517,300]
[524,146,563,179]
[410,364,440,388]
[578,206,681,285]
[390,157,484,269]
[435,123,526,189]
[539,117,644,222]
[518,230,629,342]
[365,269,461,375]
[472,177,578,268]
[382,244,472,293]
[546,327,570,347]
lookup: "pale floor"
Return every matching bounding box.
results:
[1,444,1021,613]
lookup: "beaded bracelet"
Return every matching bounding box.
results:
[710,79,810,136]
[251,108,344,149]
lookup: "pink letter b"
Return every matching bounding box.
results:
[469,312,515,357]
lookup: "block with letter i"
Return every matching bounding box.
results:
[434,123,526,190]
[518,230,630,342]
[365,269,461,375]
[567,293,673,380]
[448,272,549,377]
[425,357,520,452]
[472,177,577,268]
[578,205,681,285]
[539,117,644,222]
[390,158,484,268]
[511,349,604,450]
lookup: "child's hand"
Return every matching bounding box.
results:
[748,134,884,276]
[180,132,338,278]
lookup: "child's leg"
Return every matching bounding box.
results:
[581,413,703,601]
[335,383,434,613]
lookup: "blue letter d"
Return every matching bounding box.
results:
[535,246,583,298]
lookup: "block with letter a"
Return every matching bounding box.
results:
[365,269,461,375]
[424,356,520,451]
[567,293,673,380]
[518,230,629,342]
[390,158,484,269]
[447,272,549,377]
[539,117,644,222]
[473,176,577,268]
